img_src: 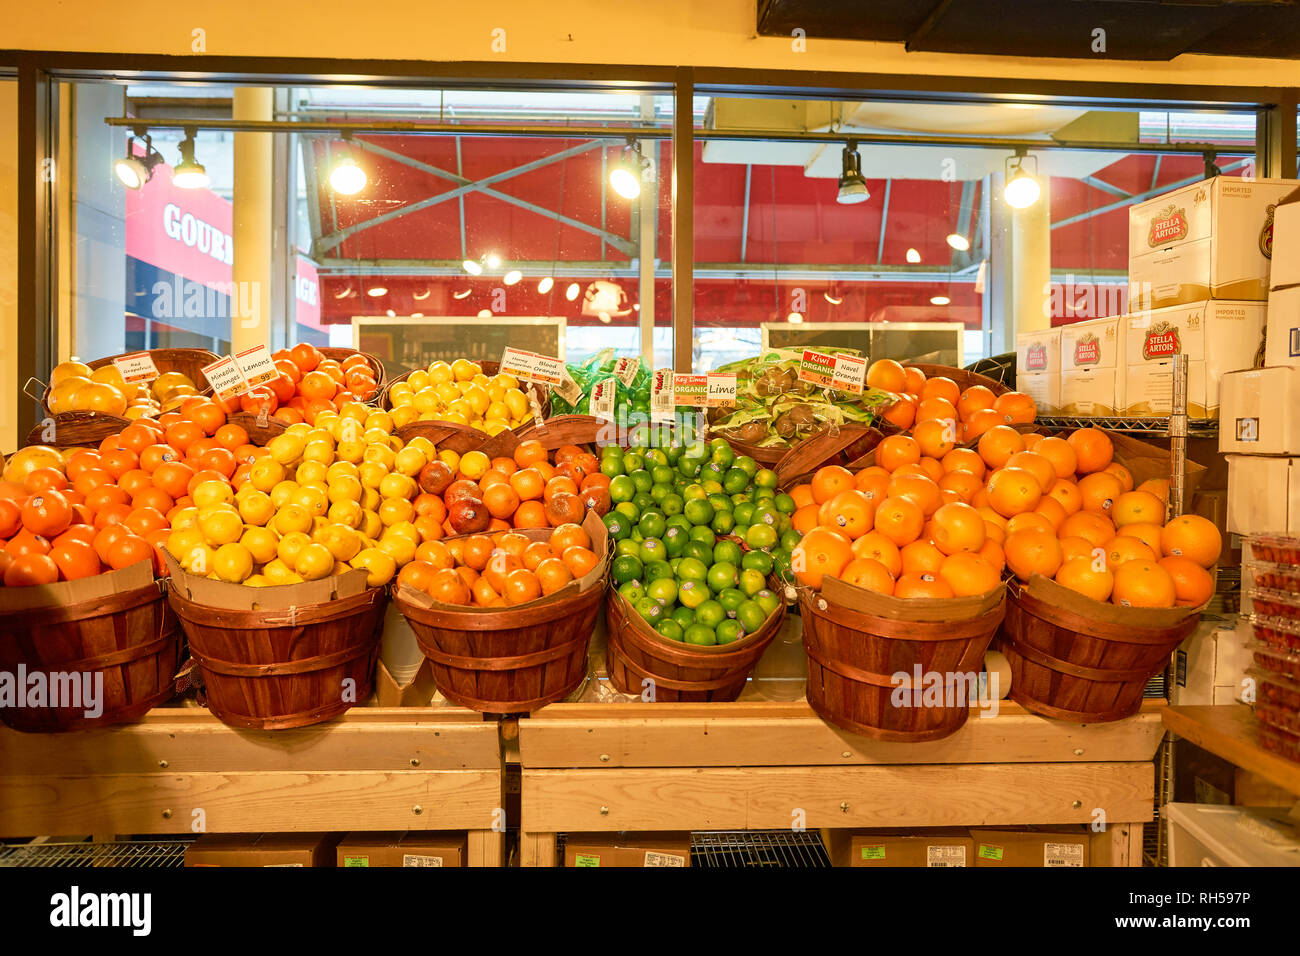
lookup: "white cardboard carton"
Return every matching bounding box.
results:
[1268,188,1300,290]
[1060,317,1122,371]
[1171,615,1251,707]
[1016,328,1060,376]
[1060,368,1123,417]
[1265,284,1300,367]
[1128,177,1298,310]
[1123,300,1265,417]
[1226,455,1300,534]
[1017,372,1060,416]
[1218,365,1300,455]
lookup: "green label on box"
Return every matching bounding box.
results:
[574,854,601,867]
[978,844,1004,861]
[860,846,886,861]
[343,855,370,867]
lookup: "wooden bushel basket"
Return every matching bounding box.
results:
[800,579,1006,741]
[999,576,1201,723]
[774,423,884,488]
[604,584,787,702]
[512,414,605,451]
[319,346,387,396]
[903,362,1011,396]
[395,582,602,714]
[164,563,386,730]
[0,564,181,732]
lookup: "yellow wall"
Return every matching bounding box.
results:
[2,0,1298,89]
[0,81,16,453]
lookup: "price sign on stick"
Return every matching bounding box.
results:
[705,374,738,407]
[500,347,565,387]
[672,374,708,406]
[200,356,249,403]
[233,345,278,389]
[112,352,160,385]
[799,350,865,394]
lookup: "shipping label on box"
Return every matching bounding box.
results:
[1226,455,1300,535]
[1016,328,1060,376]
[563,832,691,867]
[1219,366,1300,455]
[1060,317,1121,371]
[1016,372,1060,416]
[1266,284,1300,368]
[1128,177,1299,310]
[1060,368,1120,417]
[834,830,973,868]
[970,827,1091,867]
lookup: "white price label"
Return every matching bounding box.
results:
[200,356,249,402]
[831,353,867,394]
[554,371,583,405]
[650,368,675,422]
[705,373,738,407]
[590,377,618,422]
[112,352,160,385]
[613,357,640,387]
[499,347,565,387]
[233,345,278,389]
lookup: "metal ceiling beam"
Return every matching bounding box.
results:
[1079,175,1130,198]
[740,164,752,263]
[1051,156,1250,230]
[455,135,466,261]
[876,178,892,264]
[315,257,1124,284]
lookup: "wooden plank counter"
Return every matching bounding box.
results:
[0,707,506,866]
[517,697,1163,867]
[1163,704,1300,798]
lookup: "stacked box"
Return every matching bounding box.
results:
[1058,317,1123,416]
[1014,328,1060,414]
[1122,300,1265,418]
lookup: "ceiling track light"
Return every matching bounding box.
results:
[836,139,870,205]
[610,138,648,201]
[113,128,164,190]
[1003,149,1041,209]
[328,132,367,195]
[172,128,209,190]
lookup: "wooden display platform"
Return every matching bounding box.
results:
[0,707,506,866]
[1163,704,1300,798]
[516,698,1163,867]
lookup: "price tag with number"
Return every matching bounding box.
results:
[499,347,565,387]
[799,350,865,394]
[613,357,640,387]
[650,369,675,422]
[590,377,618,422]
[112,351,160,385]
[705,373,738,407]
[233,345,279,389]
[200,356,249,403]
[672,374,708,407]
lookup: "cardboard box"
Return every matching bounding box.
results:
[832,829,973,868]
[970,826,1091,867]
[1060,317,1122,371]
[1268,187,1300,290]
[1219,366,1300,455]
[336,831,466,867]
[184,832,340,867]
[1128,177,1298,310]
[1016,328,1060,376]
[563,832,691,867]
[1122,300,1266,417]
[1171,615,1250,706]
[1060,368,1122,417]
[1016,371,1060,415]
[1173,739,1236,805]
[1226,455,1300,534]
[1266,285,1300,368]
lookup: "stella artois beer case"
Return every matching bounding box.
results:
[1218,366,1300,457]
[1122,300,1265,418]
[1268,188,1300,291]
[1127,177,1298,311]
[1058,318,1122,416]
[1014,328,1060,415]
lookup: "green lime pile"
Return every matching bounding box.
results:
[601,436,800,646]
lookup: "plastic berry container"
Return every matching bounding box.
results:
[1247,534,1300,566]
[1245,561,1300,593]
[1251,642,1300,683]
[1257,722,1300,763]
[1248,586,1300,622]
[1246,612,1300,654]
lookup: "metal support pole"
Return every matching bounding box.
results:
[1167,353,1188,520]
[671,69,694,374]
